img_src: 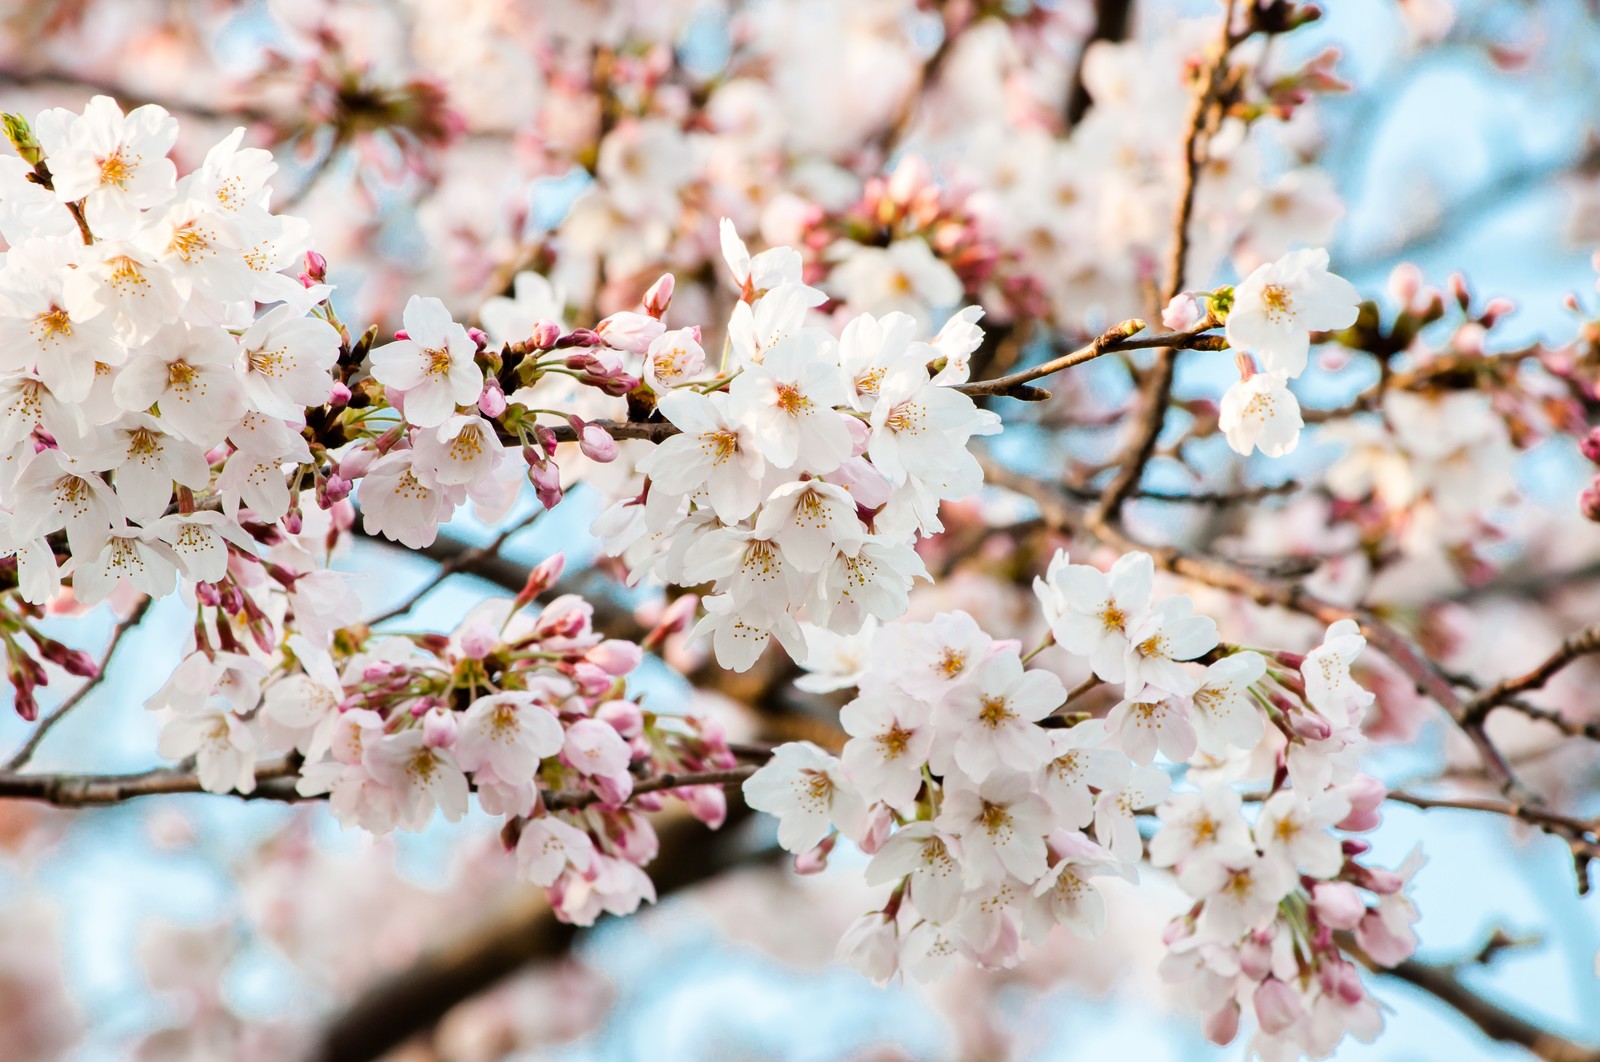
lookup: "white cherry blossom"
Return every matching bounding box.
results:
[1225,248,1359,377]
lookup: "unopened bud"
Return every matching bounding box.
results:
[327,381,352,409]
[575,419,617,462]
[529,319,562,349]
[529,461,563,509]
[643,272,675,318]
[304,250,328,282]
[478,377,507,418]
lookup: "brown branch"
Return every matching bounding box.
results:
[1092,1,1239,524]
[1386,790,1600,855]
[6,596,153,771]
[0,757,304,806]
[1462,625,1600,728]
[954,320,1227,401]
[546,765,759,810]
[366,512,544,625]
[1357,947,1600,1062]
[309,806,767,1062]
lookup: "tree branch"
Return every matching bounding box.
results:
[309,806,767,1062]
[1093,0,1238,524]
[1362,950,1600,1062]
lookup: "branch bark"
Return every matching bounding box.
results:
[307,806,765,1062]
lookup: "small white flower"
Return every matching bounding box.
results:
[1225,248,1359,377]
[34,96,179,236]
[1123,595,1218,697]
[1190,652,1267,755]
[1219,370,1302,458]
[1301,619,1375,726]
[455,687,567,784]
[1033,549,1153,684]
[936,651,1059,781]
[370,296,483,428]
[865,821,965,924]
[839,678,934,809]
[638,389,768,523]
[1105,688,1197,765]
[936,770,1052,887]
[1253,790,1352,879]
[1093,764,1172,863]
[741,741,867,853]
[727,331,852,473]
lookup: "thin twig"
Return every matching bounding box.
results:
[365,511,545,626]
[1092,0,1239,524]
[954,320,1227,401]
[1462,625,1600,727]
[6,597,153,771]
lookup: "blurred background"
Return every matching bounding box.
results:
[2,0,1600,1059]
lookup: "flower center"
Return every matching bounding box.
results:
[1261,283,1294,321]
[774,382,809,416]
[977,694,1013,729]
[98,149,135,188]
[702,428,740,465]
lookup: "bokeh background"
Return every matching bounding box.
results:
[2,0,1600,1059]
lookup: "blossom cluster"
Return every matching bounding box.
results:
[596,221,1000,671]
[1180,248,1361,460]
[742,549,1420,1059]
[0,97,337,612]
[148,553,735,926]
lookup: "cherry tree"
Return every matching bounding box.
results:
[0,0,1597,1059]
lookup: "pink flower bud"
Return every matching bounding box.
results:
[422,709,458,748]
[1289,711,1332,741]
[1342,838,1372,856]
[682,784,727,829]
[1238,930,1274,981]
[1253,978,1305,1035]
[1336,774,1387,831]
[282,508,303,536]
[652,593,700,638]
[1319,958,1367,1005]
[1387,262,1422,307]
[478,378,507,418]
[1360,866,1404,894]
[572,662,614,698]
[1582,484,1600,523]
[13,684,37,722]
[1203,1001,1241,1046]
[1355,909,1416,965]
[467,327,489,352]
[304,250,328,281]
[844,413,870,457]
[1162,293,1205,331]
[597,372,639,397]
[1311,881,1366,930]
[588,640,642,676]
[559,328,601,349]
[394,329,410,341]
[457,621,498,660]
[578,422,617,463]
[596,699,643,738]
[1449,271,1471,310]
[196,581,222,607]
[529,461,563,509]
[858,804,895,855]
[518,553,565,603]
[1481,297,1516,327]
[529,320,562,349]
[321,474,353,506]
[643,272,675,318]
[595,311,664,355]
[794,834,837,875]
[1579,428,1600,465]
[338,446,377,480]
